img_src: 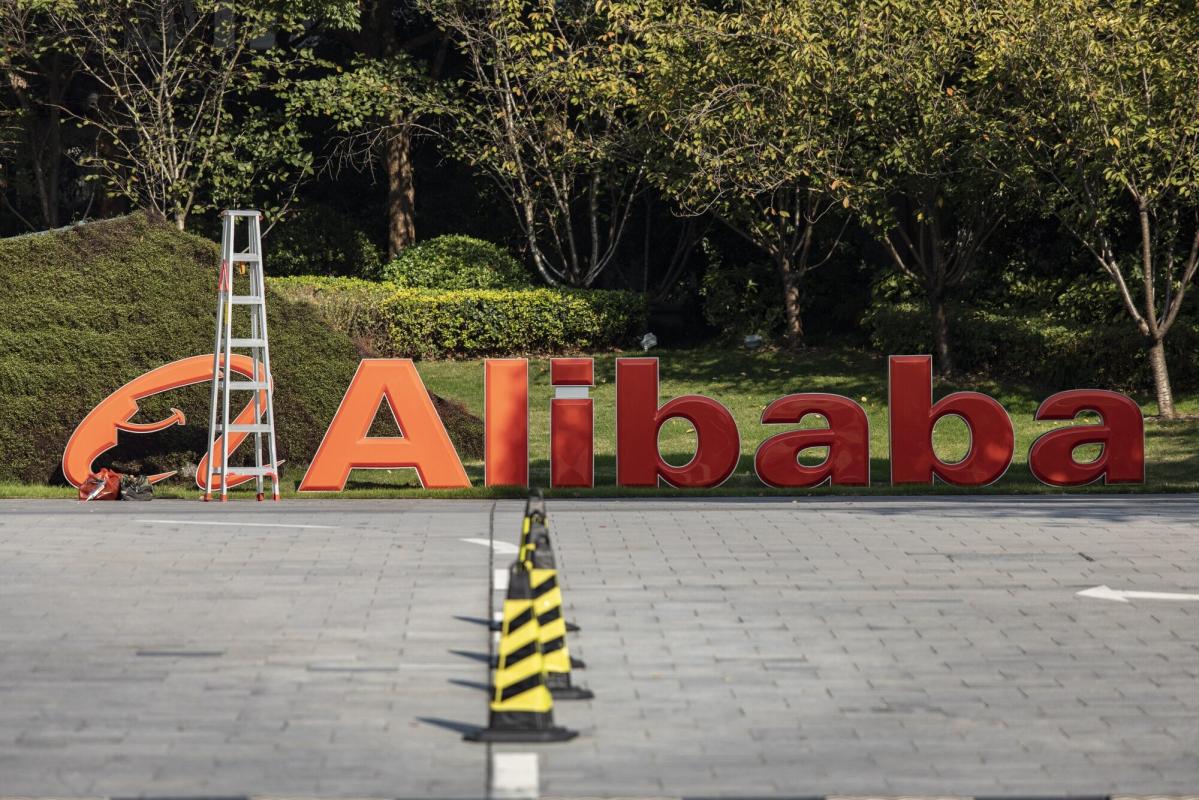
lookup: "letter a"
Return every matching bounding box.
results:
[1029,390,1144,486]
[755,394,870,487]
[299,359,470,491]
[889,355,1014,486]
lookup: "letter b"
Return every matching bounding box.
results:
[616,358,740,488]
[889,355,1014,486]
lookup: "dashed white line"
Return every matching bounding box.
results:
[490,751,539,799]
[494,568,511,592]
[139,519,336,530]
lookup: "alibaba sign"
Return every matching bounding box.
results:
[63,354,1145,492]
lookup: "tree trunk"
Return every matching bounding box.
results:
[385,118,416,259]
[1147,338,1176,419]
[930,294,954,376]
[40,59,64,227]
[777,255,803,346]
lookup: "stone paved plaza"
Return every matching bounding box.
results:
[0,496,1197,797]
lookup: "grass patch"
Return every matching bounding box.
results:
[9,345,1189,499]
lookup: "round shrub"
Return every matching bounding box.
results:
[382,235,532,289]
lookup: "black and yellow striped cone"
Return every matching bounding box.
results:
[490,499,580,634]
[465,559,577,743]
[522,496,581,634]
[528,541,593,700]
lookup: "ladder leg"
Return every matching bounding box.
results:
[251,213,282,501]
[219,218,236,501]
[204,214,232,502]
[250,269,265,502]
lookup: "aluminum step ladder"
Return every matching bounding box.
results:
[204,210,281,501]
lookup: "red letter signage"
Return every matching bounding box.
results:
[485,359,529,488]
[889,355,1014,486]
[550,358,594,488]
[616,358,740,488]
[1029,389,1144,486]
[755,394,870,487]
[68,353,1149,496]
[299,359,470,491]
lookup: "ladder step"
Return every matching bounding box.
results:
[222,210,261,218]
[230,295,264,305]
[227,338,265,348]
[226,380,268,390]
[212,466,277,477]
[229,253,260,262]
[219,423,272,433]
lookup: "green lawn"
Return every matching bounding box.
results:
[5,346,1196,499]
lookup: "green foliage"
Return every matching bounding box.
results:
[267,205,383,279]
[261,276,394,352]
[272,276,646,359]
[381,235,532,289]
[421,0,643,286]
[607,0,864,341]
[290,54,430,131]
[42,0,359,228]
[0,213,480,483]
[980,0,1199,413]
[866,302,1199,393]
[988,0,1199,217]
[698,242,782,340]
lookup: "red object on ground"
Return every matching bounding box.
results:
[79,468,122,501]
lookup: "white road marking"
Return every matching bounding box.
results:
[490,752,539,799]
[1077,584,1199,603]
[493,610,504,645]
[140,519,335,530]
[494,568,510,592]
[461,537,518,554]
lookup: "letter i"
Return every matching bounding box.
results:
[485,359,528,487]
[550,358,594,488]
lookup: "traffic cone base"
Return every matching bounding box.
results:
[465,712,578,743]
[546,672,594,700]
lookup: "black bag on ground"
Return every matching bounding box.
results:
[119,474,154,501]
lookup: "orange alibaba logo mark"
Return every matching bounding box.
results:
[62,354,272,491]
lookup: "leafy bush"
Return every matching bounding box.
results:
[698,242,783,340]
[381,234,532,289]
[273,277,647,358]
[266,204,383,279]
[260,276,393,353]
[866,301,1199,393]
[0,213,480,483]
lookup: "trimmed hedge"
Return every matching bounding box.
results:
[272,276,647,358]
[382,235,533,289]
[0,213,481,484]
[867,302,1199,393]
